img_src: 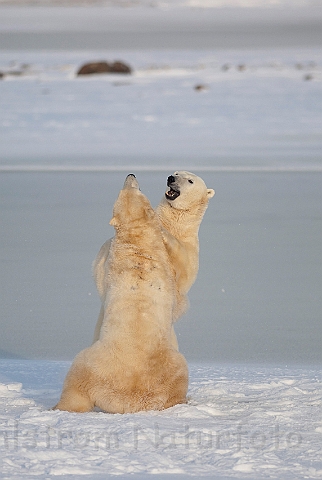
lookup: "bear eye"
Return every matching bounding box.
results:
[188,179,194,184]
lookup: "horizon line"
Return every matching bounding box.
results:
[0,164,322,173]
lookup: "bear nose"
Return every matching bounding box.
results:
[167,175,176,185]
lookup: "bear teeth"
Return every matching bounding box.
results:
[166,188,180,200]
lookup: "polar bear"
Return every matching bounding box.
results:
[93,171,215,345]
[156,171,215,314]
[54,174,188,413]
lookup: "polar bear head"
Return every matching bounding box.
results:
[110,174,155,228]
[165,171,215,212]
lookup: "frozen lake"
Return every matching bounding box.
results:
[1,170,321,365]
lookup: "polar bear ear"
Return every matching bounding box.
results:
[109,216,118,227]
[207,189,215,198]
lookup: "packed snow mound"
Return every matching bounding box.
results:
[0,361,321,478]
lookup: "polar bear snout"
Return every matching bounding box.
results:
[167,175,176,185]
[123,173,139,190]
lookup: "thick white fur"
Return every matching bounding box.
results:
[93,171,215,346]
[156,171,215,312]
[54,175,188,413]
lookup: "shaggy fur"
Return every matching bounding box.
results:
[156,171,215,318]
[93,171,215,345]
[54,175,188,413]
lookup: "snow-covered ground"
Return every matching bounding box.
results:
[1,0,322,164]
[0,48,322,165]
[1,360,321,478]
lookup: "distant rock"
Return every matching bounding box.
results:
[77,61,132,76]
[0,70,24,79]
[194,84,209,92]
[110,61,132,74]
[77,62,112,75]
[237,64,246,72]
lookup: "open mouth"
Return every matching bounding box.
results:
[165,186,180,201]
[165,175,181,201]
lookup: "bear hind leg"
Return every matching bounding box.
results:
[53,386,93,413]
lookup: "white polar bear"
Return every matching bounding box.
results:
[54,174,188,413]
[156,171,215,313]
[93,171,215,346]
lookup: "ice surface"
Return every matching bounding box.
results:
[0,49,321,164]
[0,360,321,478]
[1,172,321,364]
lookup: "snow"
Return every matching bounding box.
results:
[0,48,321,166]
[1,0,322,167]
[0,360,321,478]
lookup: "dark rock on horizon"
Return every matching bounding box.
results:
[77,61,132,76]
